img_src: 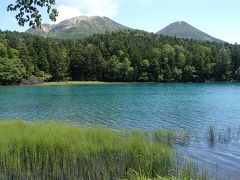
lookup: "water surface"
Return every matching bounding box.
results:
[0,83,240,178]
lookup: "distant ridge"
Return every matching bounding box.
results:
[157,21,224,42]
[26,16,128,39]
[27,17,224,42]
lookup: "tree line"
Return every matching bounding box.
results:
[0,29,240,85]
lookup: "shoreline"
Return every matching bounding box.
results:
[0,81,238,87]
[39,81,131,86]
[38,81,238,86]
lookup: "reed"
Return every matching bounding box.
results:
[0,120,202,179]
[208,125,215,146]
[154,129,190,146]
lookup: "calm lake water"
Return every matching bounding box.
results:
[0,83,240,179]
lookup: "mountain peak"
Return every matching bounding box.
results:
[59,15,91,23]
[58,15,102,24]
[176,21,186,24]
[157,21,223,42]
[26,16,128,39]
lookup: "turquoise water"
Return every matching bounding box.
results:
[0,83,240,178]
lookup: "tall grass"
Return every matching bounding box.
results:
[0,120,203,179]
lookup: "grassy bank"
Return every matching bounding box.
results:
[0,121,204,179]
[40,81,128,86]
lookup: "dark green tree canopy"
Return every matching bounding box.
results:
[7,0,58,28]
[0,29,240,85]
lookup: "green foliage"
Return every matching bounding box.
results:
[7,0,58,28]
[0,57,26,85]
[0,43,7,57]
[36,71,52,81]
[1,30,240,85]
[0,121,177,179]
[138,73,149,82]
[183,66,196,81]
[107,55,122,81]
[235,67,240,80]
[172,67,183,81]
[122,58,134,81]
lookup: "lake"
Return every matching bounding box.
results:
[0,83,240,178]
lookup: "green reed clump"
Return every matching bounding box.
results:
[0,120,177,179]
[154,129,190,146]
[218,127,232,144]
[207,125,236,146]
[208,125,215,146]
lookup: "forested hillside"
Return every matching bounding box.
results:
[0,29,240,85]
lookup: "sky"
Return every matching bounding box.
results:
[0,0,240,43]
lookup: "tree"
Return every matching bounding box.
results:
[7,0,58,28]
[51,47,69,81]
[192,45,212,81]
[172,67,182,81]
[18,46,34,75]
[69,44,87,81]
[213,48,232,81]
[149,58,160,82]
[1,29,240,84]
[107,55,121,81]
[120,58,133,81]
[162,44,175,69]
[138,59,149,81]
[235,67,240,81]
[174,45,185,68]
[33,38,49,72]
[0,43,7,58]
[86,44,99,80]
[183,66,196,82]
[0,57,26,85]
[231,44,240,78]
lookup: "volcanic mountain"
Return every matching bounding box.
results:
[157,21,223,42]
[26,16,128,39]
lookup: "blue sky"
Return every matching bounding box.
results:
[0,0,240,43]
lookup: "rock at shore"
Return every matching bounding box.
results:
[20,76,44,85]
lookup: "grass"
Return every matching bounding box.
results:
[0,120,205,179]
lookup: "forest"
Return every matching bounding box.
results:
[0,29,240,85]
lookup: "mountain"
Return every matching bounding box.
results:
[26,16,128,39]
[156,21,223,42]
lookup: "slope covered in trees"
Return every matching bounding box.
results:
[0,29,240,85]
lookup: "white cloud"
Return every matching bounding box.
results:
[83,0,119,17]
[57,0,119,22]
[56,4,83,23]
[56,0,152,22]
[136,0,152,7]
